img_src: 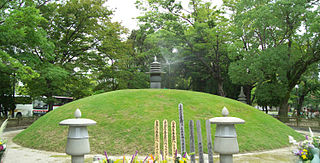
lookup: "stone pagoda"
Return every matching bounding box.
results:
[237,86,247,104]
[147,56,165,89]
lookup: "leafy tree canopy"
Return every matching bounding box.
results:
[227,0,320,117]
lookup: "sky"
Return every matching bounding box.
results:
[105,0,141,30]
[105,0,223,30]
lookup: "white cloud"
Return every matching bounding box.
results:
[105,0,141,30]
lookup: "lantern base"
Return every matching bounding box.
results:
[72,155,84,163]
[220,154,233,163]
[150,82,161,89]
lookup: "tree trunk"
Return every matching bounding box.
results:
[47,94,54,112]
[278,92,290,118]
[8,94,15,118]
[265,106,268,114]
[45,79,54,112]
[244,85,253,105]
[217,80,225,97]
[10,108,15,118]
[297,95,305,116]
[48,101,54,112]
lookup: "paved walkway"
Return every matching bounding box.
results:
[2,129,318,163]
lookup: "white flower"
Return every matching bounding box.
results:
[184,153,190,160]
[309,127,314,138]
[289,135,298,145]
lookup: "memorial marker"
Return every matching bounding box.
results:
[189,120,196,163]
[197,120,204,163]
[178,103,186,154]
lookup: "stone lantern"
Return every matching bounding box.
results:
[60,109,97,163]
[147,56,165,89]
[209,107,245,163]
[237,86,247,104]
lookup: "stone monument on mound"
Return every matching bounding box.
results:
[147,56,165,89]
[237,86,247,104]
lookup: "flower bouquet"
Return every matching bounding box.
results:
[174,151,191,163]
[0,119,8,162]
[289,127,320,163]
[0,140,6,161]
[94,151,146,163]
[94,150,191,163]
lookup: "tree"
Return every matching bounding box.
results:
[304,90,320,112]
[0,71,14,117]
[91,27,150,93]
[292,66,320,116]
[0,0,53,116]
[136,0,235,96]
[0,0,51,81]
[23,0,127,110]
[226,0,320,117]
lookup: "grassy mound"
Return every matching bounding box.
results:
[13,89,303,155]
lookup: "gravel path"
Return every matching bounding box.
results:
[2,130,72,163]
[2,129,318,163]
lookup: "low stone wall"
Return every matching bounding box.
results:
[0,117,39,129]
[275,116,320,130]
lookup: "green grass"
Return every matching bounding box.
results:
[13,89,303,155]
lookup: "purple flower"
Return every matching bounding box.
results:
[306,135,309,140]
[143,155,148,163]
[183,152,187,158]
[130,153,135,163]
[308,143,315,149]
[293,149,300,155]
[104,151,109,163]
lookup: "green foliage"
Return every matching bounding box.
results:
[227,0,320,116]
[14,89,303,154]
[136,0,238,96]
[290,65,320,112]
[14,96,32,104]
[26,63,69,99]
[0,0,53,115]
[0,0,137,111]
[1,0,319,119]
[0,1,50,81]
[305,91,320,110]
[255,81,286,107]
[23,0,129,101]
